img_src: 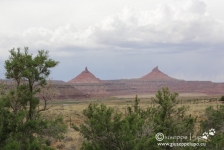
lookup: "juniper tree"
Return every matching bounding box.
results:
[200,105,224,149]
[73,87,196,150]
[152,87,196,148]
[0,47,67,149]
[74,95,156,150]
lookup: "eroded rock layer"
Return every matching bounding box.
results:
[66,66,224,97]
[68,80,224,96]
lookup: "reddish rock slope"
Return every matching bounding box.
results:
[68,67,101,83]
[141,66,177,81]
[65,66,224,97]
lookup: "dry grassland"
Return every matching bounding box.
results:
[40,93,223,150]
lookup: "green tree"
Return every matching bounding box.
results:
[219,96,224,102]
[150,87,196,150]
[74,96,155,150]
[4,47,59,119]
[152,87,196,137]
[74,87,196,150]
[0,47,67,149]
[200,105,224,149]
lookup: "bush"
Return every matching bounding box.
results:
[75,89,196,150]
[219,96,224,102]
[200,105,224,149]
[74,96,155,150]
[152,87,196,137]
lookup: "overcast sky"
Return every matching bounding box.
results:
[0,0,224,82]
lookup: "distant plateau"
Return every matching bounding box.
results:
[47,66,224,99]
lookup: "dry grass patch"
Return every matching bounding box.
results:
[40,94,222,149]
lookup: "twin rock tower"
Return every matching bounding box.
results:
[66,67,224,96]
[68,66,176,83]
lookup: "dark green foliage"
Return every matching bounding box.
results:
[152,87,196,137]
[219,96,224,102]
[0,47,67,149]
[74,96,154,150]
[200,105,224,149]
[76,90,196,150]
[150,87,196,150]
[201,105,224,131]
[4,47,59,119]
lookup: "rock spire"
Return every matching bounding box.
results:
[68,67,101,83]
[141,66,177,81]
[85,67,88,72]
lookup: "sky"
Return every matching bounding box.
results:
[0,0,224,82]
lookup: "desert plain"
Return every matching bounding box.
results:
[32,66,224,149]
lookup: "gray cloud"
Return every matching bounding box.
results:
[0,0,224,82]
[92,1,224,51]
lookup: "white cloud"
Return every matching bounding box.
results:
[92,0,224,50]
[0,0,223,56]
[0,0,224,82]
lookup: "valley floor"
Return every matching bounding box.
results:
[40,93,223,150]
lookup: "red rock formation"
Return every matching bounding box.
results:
[141,66,177,81]
[59,66,224,98]
[68,67,101,83]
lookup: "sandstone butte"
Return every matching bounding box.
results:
[6,66,224,99]
[68,66,176,83]
[65,66,224,97]
[68,67,101,83]
[141,66,177,81]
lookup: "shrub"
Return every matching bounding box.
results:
[200,105,224,149]
[219,96,224,102]
[152,87,196,137]
[74,96,154,150]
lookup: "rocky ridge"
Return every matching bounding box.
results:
[8,66,221,99]
[66,66,224,97]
